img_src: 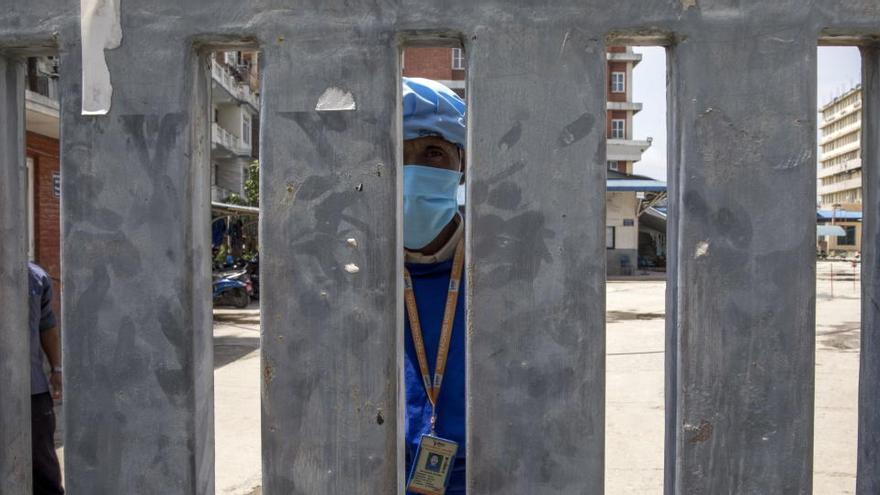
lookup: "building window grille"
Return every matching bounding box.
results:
[607,161,619,171]
[451,48,465,70]
[611,72,625,93]
[611,119,625,139]
[242,115,251,145]
[606,226,615,249]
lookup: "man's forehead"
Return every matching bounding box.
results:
[404,136,458,150]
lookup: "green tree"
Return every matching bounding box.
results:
[223,160,260,207]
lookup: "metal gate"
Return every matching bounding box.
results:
[1,1,879,493]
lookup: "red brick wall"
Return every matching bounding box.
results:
[607,61,628,102]
[27,131,62,321]
[403,47,455,80]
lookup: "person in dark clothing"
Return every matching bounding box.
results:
[401,78,467,495]
[28,262,64,495]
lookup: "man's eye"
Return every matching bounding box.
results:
[426,148,445,159]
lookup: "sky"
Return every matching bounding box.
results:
[630,46,863,181]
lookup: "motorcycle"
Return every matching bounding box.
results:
[212,270,252,308]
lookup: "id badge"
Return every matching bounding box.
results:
[406,434,459,495]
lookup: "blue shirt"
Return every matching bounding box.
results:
[405,258,466,494]
[28,262,57,395]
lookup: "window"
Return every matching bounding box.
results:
[607,161,619,171]
[611,72,625,93]
[452,48,465,70]
[606,226,615,249]
[839,225,857,246]
[611,119,625,139]
[242,115,251,145]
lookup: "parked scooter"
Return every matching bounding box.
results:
[213,270,252,308]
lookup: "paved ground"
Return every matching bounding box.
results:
[606,260,861,494]
[53,260,862,494]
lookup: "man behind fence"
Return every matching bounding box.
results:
[28,261,65,495]
[401,77,467,495]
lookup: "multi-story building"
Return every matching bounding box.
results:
[211,50,261,202]
[24,56,62,316]
[401,46,663,275]
[819,84,862,207]
[818,85,862,254]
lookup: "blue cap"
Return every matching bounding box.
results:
[402,77,466,148]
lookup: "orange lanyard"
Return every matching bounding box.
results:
[403,240,465,430]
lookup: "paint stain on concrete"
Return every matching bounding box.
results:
[558,113,594,147]
[695,241,710,258]
[315,87,356,112]
[263,359,276,386]
[81,0,123,115]
[687,420,713,443]
[498,121,522,151]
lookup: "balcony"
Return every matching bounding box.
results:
[818,158,861,179]
[818,176,861,196]
[212,122,251,157]
[607,101,643,113]
[25,89,60,139]
[606,52,642,65]
[607,138,652,162]
[820,120,861,146]
[211,59,260,110]
[821,139,860,162]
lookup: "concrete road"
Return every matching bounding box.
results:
[55,261,861,494]
[213,305,262,495]
[605,260,861,494]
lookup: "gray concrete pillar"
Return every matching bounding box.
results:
[61,42,215,493]
[0,53,32,495]
[665,28,816,494]
[259,36,400,494]
[466,28,607,493]
[858,42,880,495]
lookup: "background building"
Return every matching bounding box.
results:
[818,85,862,254]
[211,50,261,202]
[401,46,664,276]
[25,56,61,316]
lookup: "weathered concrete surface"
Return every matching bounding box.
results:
[59,32,216,495]
[858,43,880,495]
[467,27,607,494]
[666,26,818,494]
[0,2,878,494]
[259,38,400,494]
[0,53,32,495]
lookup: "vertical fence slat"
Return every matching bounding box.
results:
[857,43,880,495]
[260,36,400,494]
[467,27,607,494]
[0,53,32,494]
[62,41,214,493]
[666,30,816,493]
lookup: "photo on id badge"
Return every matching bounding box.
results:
[407,435,458,495]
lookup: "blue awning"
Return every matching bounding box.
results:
[817,225,847,237]
[817,210,861,221]
[607,179,667,192]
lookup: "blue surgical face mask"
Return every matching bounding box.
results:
[403,165,463,250]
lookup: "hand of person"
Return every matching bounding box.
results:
[50,371,62,401]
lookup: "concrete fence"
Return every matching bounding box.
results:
[1,1,879,493]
